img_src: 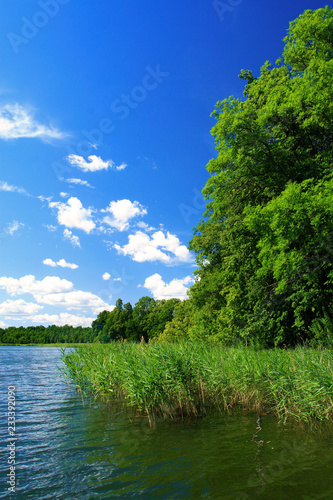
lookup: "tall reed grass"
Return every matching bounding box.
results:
[60,342,333,424]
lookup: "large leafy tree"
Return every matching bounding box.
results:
[189,7,333,345]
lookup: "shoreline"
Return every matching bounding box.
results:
[0,343,87,347]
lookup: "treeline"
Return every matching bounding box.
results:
[0,324,94,345]
[0,296,181,345]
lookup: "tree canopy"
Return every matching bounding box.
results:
[187,7,333,346]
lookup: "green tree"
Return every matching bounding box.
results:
[115,298,123,311]
[92,310,112,337]
[188,7,333,345]
[102,299,133,341]
[144,298,181,339]
[158,299,195,341]
[244,179,333,345]
[131,296,156,341]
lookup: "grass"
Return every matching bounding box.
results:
[60,341,333,424]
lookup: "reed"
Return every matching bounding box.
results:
[60,342,333,423]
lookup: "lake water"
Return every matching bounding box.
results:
[1,346,333,499]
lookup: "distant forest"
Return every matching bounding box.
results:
[0,324,94,345]
[0,297,180,344]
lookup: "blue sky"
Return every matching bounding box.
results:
[0,0,327,327]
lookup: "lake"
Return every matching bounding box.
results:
[0,346,333,499]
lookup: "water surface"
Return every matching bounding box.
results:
[0,346,333,499]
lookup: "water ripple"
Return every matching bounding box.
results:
[1,347,333,499]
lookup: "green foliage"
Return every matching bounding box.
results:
[158,300,195,341]
[0,324,95,345]
[187,7,333,346]
[95,296,181,343]
[244,179,333,345]
[283,7,333,73]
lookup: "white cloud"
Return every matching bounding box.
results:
[57,258,79,269]
[65,178,94,188]
[0,274,114,320]
[0,299,43,318]
[0,180,29,196]
[63,229,80,247]
[97,226,115,235]
[0,319,7,328]
[5,220,24,235]
[0,275,73,296]
[34,290,114,315]
[0,103,66,141]
[114,230,194,264]
[29,312,95,327]
[43,224,57,232]
[38,195,53,203]
[136,221,155,232]
[67,154,116,172]
[49,197,96,233]
[43,258,78,270]
[102,272,111,281]
[60,192,69,198]
[141,273,194,300]
[43,258,57,267]
[102,199,147,231]
[115,163,127,171]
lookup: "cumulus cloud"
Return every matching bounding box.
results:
[65,178,94,188]
[67,154,126,172]
[63,229,80,247]
[0,299,43,318]
[42,258,57,268]
[114,230,193,264]
[28,313,95,328]
[0,103,66,141]
[0,274,114,320]
[141,273,194,300]
[102,272,111,281]
[5,220,24,235]
[0,180,29,196]
[34,290,114,315]
[102,199,147,231]
[43,258,78,270]
[0,275,73,296]
[49,197,96,233]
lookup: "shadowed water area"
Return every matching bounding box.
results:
[0,346,333,499]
